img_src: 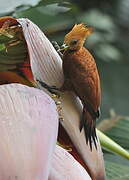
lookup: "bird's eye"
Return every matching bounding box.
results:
[70,40,78,45]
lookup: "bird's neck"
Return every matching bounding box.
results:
[67,49,76,53]
[66,47,83,54]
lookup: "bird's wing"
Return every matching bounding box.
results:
[63,49,101,150]
[71,67,101,150]
[63,49,101,114]
[70,64,101,114]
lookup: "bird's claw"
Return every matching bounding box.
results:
[37,79,60,97]
[51,41,63,58]
[52,41,60,51]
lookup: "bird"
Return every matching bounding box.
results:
[61,23,101,150]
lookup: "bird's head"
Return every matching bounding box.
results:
[63,23,93,51]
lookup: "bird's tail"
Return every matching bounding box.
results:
[80,108,97,150]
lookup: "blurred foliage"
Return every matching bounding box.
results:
[105,161,129,180]
[0,0,41,16]
[104,151,129,179]
[1,0,129,179]
[99,113,129,179]
[106,117,129,149]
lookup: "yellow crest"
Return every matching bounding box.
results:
[64,23,93,43]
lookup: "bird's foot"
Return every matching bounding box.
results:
[51,41,63,58]
[37,79,60,97]
[52,41,60,51]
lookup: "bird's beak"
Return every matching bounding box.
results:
[59,43,69,52]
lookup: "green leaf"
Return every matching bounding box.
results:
[97,129,129,160]
[105,160,129,180]
[104,142,129,180]
[106,118,129,149]
[0,44,6,51]
[37,3,71,16]
[0,0,41,15]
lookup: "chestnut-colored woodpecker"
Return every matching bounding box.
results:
[61,24,101,150]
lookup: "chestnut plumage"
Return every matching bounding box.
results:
[62,24,101,150]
